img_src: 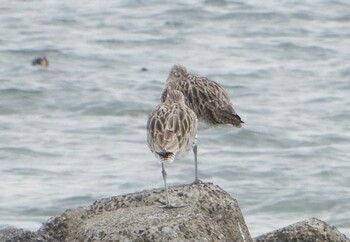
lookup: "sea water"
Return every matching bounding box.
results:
[0,0,349,237]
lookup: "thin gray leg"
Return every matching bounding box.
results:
[159,163,184,209]
[161,163,171,207]
[193,143,200,184]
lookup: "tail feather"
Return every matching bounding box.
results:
[233,114,244,128]
[211,106,244,127]
[156,151,175,162]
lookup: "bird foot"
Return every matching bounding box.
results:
[157,199,184,209]
[191,179,203,185]
[159,204,185,209]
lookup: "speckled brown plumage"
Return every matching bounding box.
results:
[161,65,243,128]
[147,90,198,208]
[147,90,198,163]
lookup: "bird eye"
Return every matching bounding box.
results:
[174,71,181,78]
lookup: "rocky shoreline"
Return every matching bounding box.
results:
[1,182,348,242]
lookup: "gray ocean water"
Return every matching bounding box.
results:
[1,0,349,238]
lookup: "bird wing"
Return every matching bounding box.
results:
[192,78,242,125]
[147,105,180,154]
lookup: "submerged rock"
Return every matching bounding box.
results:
[32,57,49,67]
[140,67,148,72]
[255,217,349,242]
[0,227,53,242]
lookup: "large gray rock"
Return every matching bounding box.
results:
[255,217,349,242]
[2,183,348,242]
[0,227,54,242]
[1,182,252,242]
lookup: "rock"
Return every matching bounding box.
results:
[0,182,250,241]
[0,227,54,242]
[37,182,252,241]
[254,217,350,242]
[3,183,347,242]
[31,57,49,67]
[140,67,148,72]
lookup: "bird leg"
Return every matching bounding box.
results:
[159,163,184,209]
[192,143,202,184]
[161,163,171,207]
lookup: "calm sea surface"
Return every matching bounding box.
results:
[1,0,349,238]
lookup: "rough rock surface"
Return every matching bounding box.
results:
[1,182,252,242]
[254,217,349,242]
[2,183,348,242]
[0,227,54,242]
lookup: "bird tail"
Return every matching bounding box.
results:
[156,151,175,163]
[233,114,244,128]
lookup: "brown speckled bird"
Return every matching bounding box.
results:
[147,90,198,208]
[161,64,243,128]
[160,64,244,184]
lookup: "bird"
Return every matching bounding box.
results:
[147,89,198,208]
[161,64,244,182]
[32,57,49,67]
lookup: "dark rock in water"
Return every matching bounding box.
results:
[0,227,54,242]
[140,67,148,72]
[255,218,349,242]
[32,57,49,67]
